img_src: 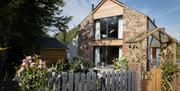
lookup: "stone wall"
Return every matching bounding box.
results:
[78,3,149,63]
[78,13,94,61]
[122,5,148,56]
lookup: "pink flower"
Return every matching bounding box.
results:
[30,62,36,68]
[22,62,26,67]
[26,56,31,61]
[29,60,32,64]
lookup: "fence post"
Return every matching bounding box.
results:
[102,72,106,91]
[68,72,74,91]
[115,71,120,90]
[62,74,68,91]
[128,71,132,91]
[81,73,85,91]
[120,71,123,91]
[124,71,128,91]
[132,71,135,91]
[106,71,111,91]
[75,73,80,91]
[87,71,92,91]
[111,71,116,91]
[129,63,141,91]
[92,72,96,91]
[56,76,61,91]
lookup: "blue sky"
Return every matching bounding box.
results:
[62,0,180,40]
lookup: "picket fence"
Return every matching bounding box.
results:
[55,70,135,91]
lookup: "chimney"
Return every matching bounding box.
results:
[92,4,94,11]
[153,19,156,24]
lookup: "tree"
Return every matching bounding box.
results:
[0,0,71,49]
[0,0,71,88]
[55,27,78,44]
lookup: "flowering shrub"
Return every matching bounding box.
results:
[16,55,94,90]
[113,57,129,70]
[17,54,47,76]
[16,54,53,90]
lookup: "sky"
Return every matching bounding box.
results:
[62,0,180,40]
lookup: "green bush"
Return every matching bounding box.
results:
[161,60,180,91]
[20,67,49,91]
[69,57,94,73]
[113,57,129,70]
[17,56,94,90]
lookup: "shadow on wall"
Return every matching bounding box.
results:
[78,20,94,61]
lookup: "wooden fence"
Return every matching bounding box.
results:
[55,71,135,91]
[141,67,161,91]
[176,63,180,91]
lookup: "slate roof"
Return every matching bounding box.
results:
[35,37,67,49]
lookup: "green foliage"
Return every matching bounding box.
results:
[69,57,94,73]
[177,44,180,58]
[52,60,70,72]
[55,27,78,44]
[113,57,129,70]
[18,58,63,90]
[69,58,82,72]
[0,0,71,49]
[0,0,71,88]
[18,57,94,90]
[20,67,49,91]
[0,47,8,52]
[161,60,180,91]
[160,45,180,91]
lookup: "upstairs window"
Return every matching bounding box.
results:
[94,16,123,40]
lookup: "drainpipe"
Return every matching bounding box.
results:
[146,36,150,71]
[92,4,95,64]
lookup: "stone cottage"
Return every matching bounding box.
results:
[78,0,157,66]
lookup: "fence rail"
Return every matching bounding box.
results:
[55,70,135,91]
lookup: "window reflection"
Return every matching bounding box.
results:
[95,46,119,65]
[94,16,122,39]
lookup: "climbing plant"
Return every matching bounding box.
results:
[160,45,180,91]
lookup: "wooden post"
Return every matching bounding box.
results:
[173,43,176,64]
[173,43,177,91]
[129,63,141,91]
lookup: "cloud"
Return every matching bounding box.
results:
[157,6,180,18]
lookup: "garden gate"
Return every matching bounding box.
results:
[142,67,161,91]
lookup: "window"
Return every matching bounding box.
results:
[152,48,160,67]
[107,17,118,38]
[94,46,122,65]
[100,18,107,39]
[94,16,123,39]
